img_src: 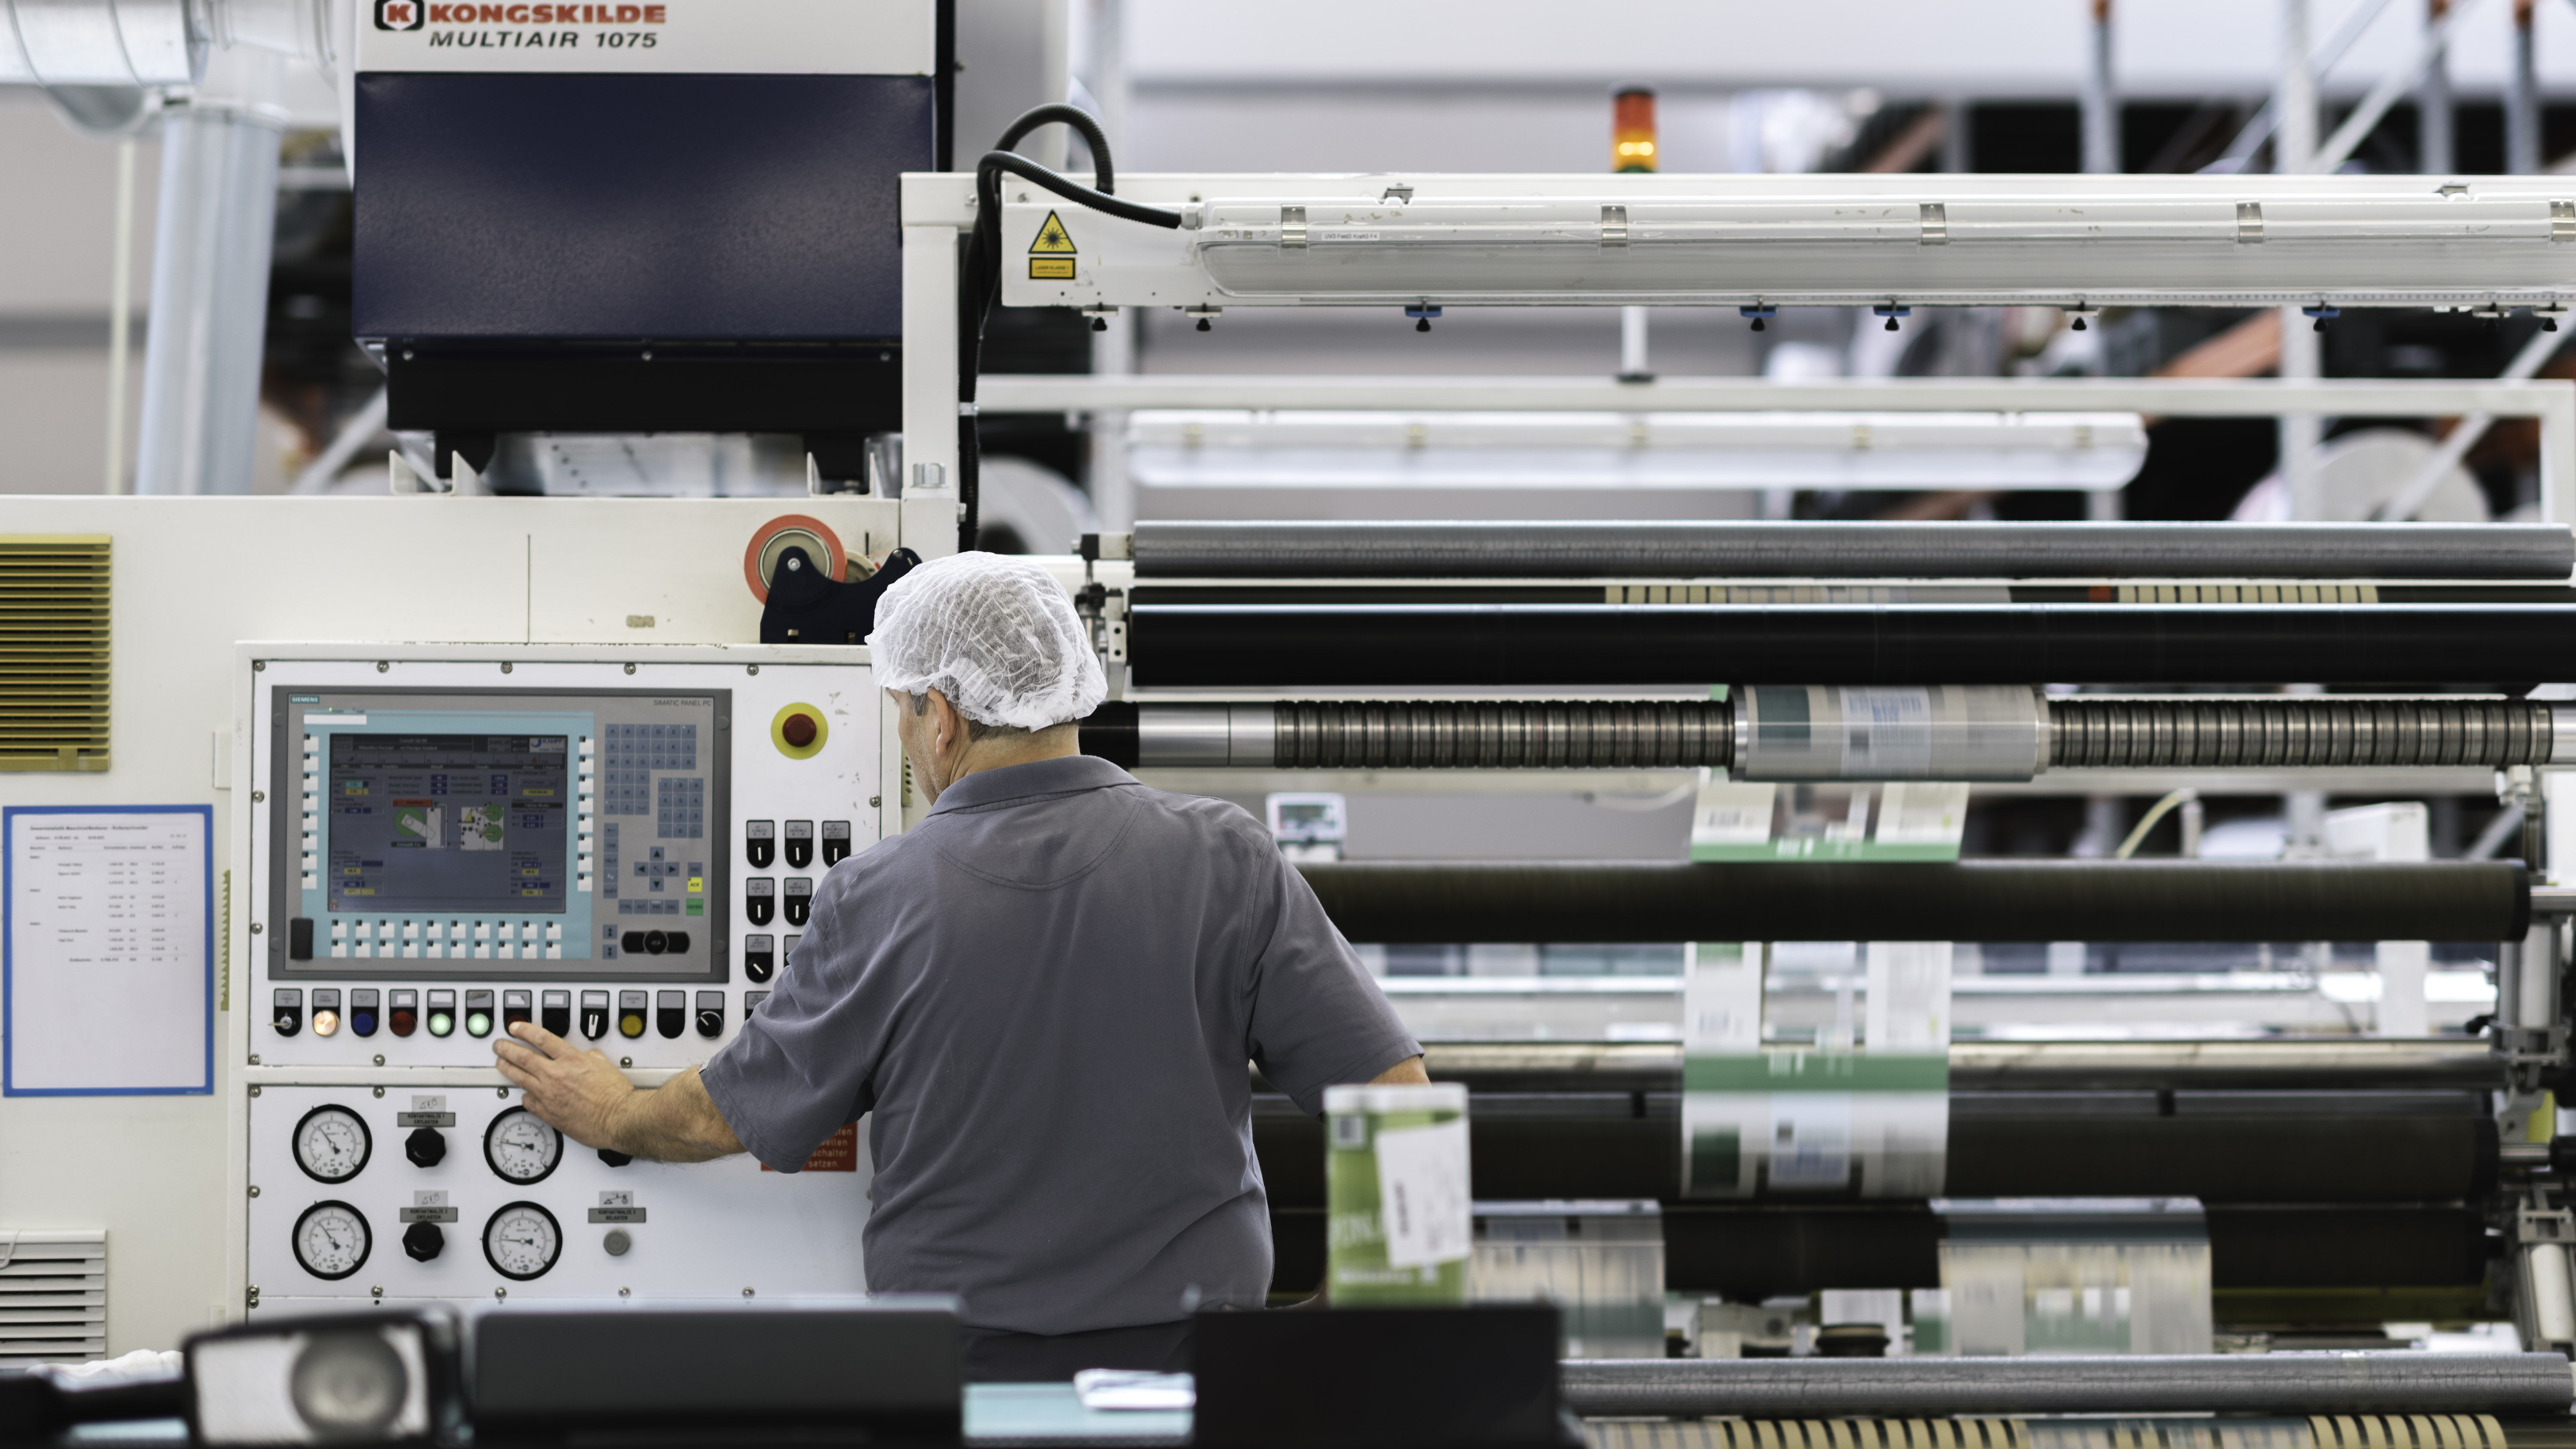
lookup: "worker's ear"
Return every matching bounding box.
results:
[928,689,960,753]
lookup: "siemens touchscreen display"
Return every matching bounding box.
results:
[327,733,569,913]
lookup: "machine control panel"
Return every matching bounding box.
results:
[251,659,880,1070]
[249,1085,870,1310]
[243,651,886,1310]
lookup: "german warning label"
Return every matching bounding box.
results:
[763,1121,862,1173]
[1029,211,1076,253]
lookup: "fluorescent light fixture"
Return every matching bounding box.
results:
[991,176,2576,310]
[1126,411,2147,492]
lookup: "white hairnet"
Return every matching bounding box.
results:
[867,552,1107,731]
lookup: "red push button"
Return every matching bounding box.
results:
[782,713,817,747]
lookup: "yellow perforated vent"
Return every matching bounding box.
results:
[0,536,110,772]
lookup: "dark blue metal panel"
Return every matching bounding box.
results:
[354,72,930,341]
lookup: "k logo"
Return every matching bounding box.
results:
[374,0,423,29]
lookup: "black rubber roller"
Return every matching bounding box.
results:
[1294,859,2531,945]
[1130,603,2576,688]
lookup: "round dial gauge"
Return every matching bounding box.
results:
[483,1107,563,1184]
[482,1202,562,1281]
[292,1201,372,1281]
[292,1105,372,1184]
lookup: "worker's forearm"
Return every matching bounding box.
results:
[606,1067,745,1163]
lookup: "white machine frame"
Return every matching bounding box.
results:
[898,171,2576,529]
[0,497,918,1352]
[229,643,894,1316]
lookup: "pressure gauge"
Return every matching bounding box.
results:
[483,1107,563,1184]
[482,1202,562,1281]
[292,1105,373,1184]
[292,1201,372,1280]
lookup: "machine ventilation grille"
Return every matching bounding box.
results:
[0,1231,107,1366]
[0,536,110,772]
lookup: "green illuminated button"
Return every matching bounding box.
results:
[465,1011,492,1038]
[427,1011,455,1038]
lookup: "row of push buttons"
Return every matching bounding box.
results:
[743,820,851,871]
[303,917,565,960]
[274,987,731,1041]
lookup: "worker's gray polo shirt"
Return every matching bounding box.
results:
[700,754,1419,1336]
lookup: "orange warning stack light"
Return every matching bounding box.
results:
[1613,87,1658,173]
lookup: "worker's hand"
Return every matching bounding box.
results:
[494,1021,635,1151]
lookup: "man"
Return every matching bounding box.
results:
[495,552,1425,1380]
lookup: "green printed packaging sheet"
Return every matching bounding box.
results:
[1689,777,1970,862]
[1324,1084,1471,1304]
[1681,940,1950,1198]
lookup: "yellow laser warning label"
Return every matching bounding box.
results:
[1030,211,1076,253]
[1029,257,1076,280]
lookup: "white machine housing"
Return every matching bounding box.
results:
[236,645,891,1313]
[0,494,935,1351]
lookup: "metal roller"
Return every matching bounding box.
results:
[1270,699,1732,770]
[1556,1353,2575,1418]
[2052,696,2563,769]
[1083,699,1741,771]
[1397,1039,2504,1094]
[1292,860,2531,944]
[1254,1106,2493,1207]
[1653,1204,2489,1301]
[1082,695,2571,775]
[1122,604,2576,689]
[1269,1200,2489,1300]
[1129,521,2576,582]
[1587,1416,2515,1449]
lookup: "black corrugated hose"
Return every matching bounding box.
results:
[960,105,1185,553]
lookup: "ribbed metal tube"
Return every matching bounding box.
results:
[1103,695,2564,774]
[1557,1353,2576,1418]
[1270,699,1732,770]
[2051,697,2562,769]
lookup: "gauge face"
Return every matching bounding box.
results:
[292,1106,372,1184]
[483,1202,562,1281]
[483,1106,563,1184]
[292,1201,372,1281]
